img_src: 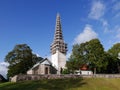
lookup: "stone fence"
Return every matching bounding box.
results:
[11,74,120,82]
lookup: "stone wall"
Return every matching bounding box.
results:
[94,74,120,78]
[11,74,83,82]
[11,74,120,82]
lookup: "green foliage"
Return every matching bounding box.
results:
[67,40,120,74]
[108,43,120,60]
[5,44,42,77]
[61,68,70,74]
[67,39,108,73]
[107,43,120,73]
[86,39,107,72]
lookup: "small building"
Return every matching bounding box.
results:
[27,58,57,75]
[75,64,93,75]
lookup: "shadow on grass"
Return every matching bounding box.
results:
[0,78,86,90]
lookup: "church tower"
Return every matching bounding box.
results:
[50,13,67,74]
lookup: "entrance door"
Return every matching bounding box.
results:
[45,67,48,74]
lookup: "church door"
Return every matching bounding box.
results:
[45,67,48,74]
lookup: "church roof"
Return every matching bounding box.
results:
[29,58,52,70]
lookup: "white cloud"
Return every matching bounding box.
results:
[112,1,120,19]
[74,25,98,44]
[99,19,111,33]
[0,62,9,78]
[100,19,108,27]
[88,1,105,20]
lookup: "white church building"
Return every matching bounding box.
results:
[27,14,67,75]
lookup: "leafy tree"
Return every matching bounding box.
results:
[67,39,107,73]
[107,43,120,73]
[86,39,108,73]
[61,68,70,74]
[105,52,118,73]
[108,43,120,59]
[32,54,43,64]
[67,44,86,73]
[5,44,42,77]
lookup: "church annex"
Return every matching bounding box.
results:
[27,14,67,75]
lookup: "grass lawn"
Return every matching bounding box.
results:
[0,78,120,90]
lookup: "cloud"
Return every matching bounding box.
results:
[0,62,9,78]
[111,0,117,2]
[88,1,111,33]
[115,26,120,39]
[100,19,108,27]
[74,25,98,44]
[113,2,120,11]
[99,19,111,33]
[114,12,120,18]
[88,1,105,20]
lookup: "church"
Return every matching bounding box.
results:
[27,14,67,75]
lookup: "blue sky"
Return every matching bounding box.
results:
[0,0,120,77]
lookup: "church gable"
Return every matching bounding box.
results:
[31,63,40,70]
[27,58,57,75]
[29,58,51,70]
[41,60,51,65]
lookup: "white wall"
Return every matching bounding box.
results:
[51,51,59,69]
[75,70,93,75]
[27,69,33,74]
[58,51,66,68]
[51,50,66,74]
[81,71,93,75]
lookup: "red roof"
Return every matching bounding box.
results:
[80,64,88,70]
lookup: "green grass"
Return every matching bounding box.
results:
[0,78,120,90]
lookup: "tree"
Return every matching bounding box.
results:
[67,39,107,73]
[105,52,118,73]
[107,43,120,73]
[67,44,86,73]
[32,54,43,64]
[5,44,42,77]
[86,39,108,73]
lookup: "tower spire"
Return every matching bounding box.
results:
[54,13,63,41]
[51,14,67,55]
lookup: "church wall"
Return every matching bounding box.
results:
[58,51,66,69]
[51,50,66,74]
[38,64,52,74]
[51,51,59,69]
[38,64,45,74]
[50,66,57,74]
[27,69,33,74]
[33,66,39,74]
[27,64,57,75]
